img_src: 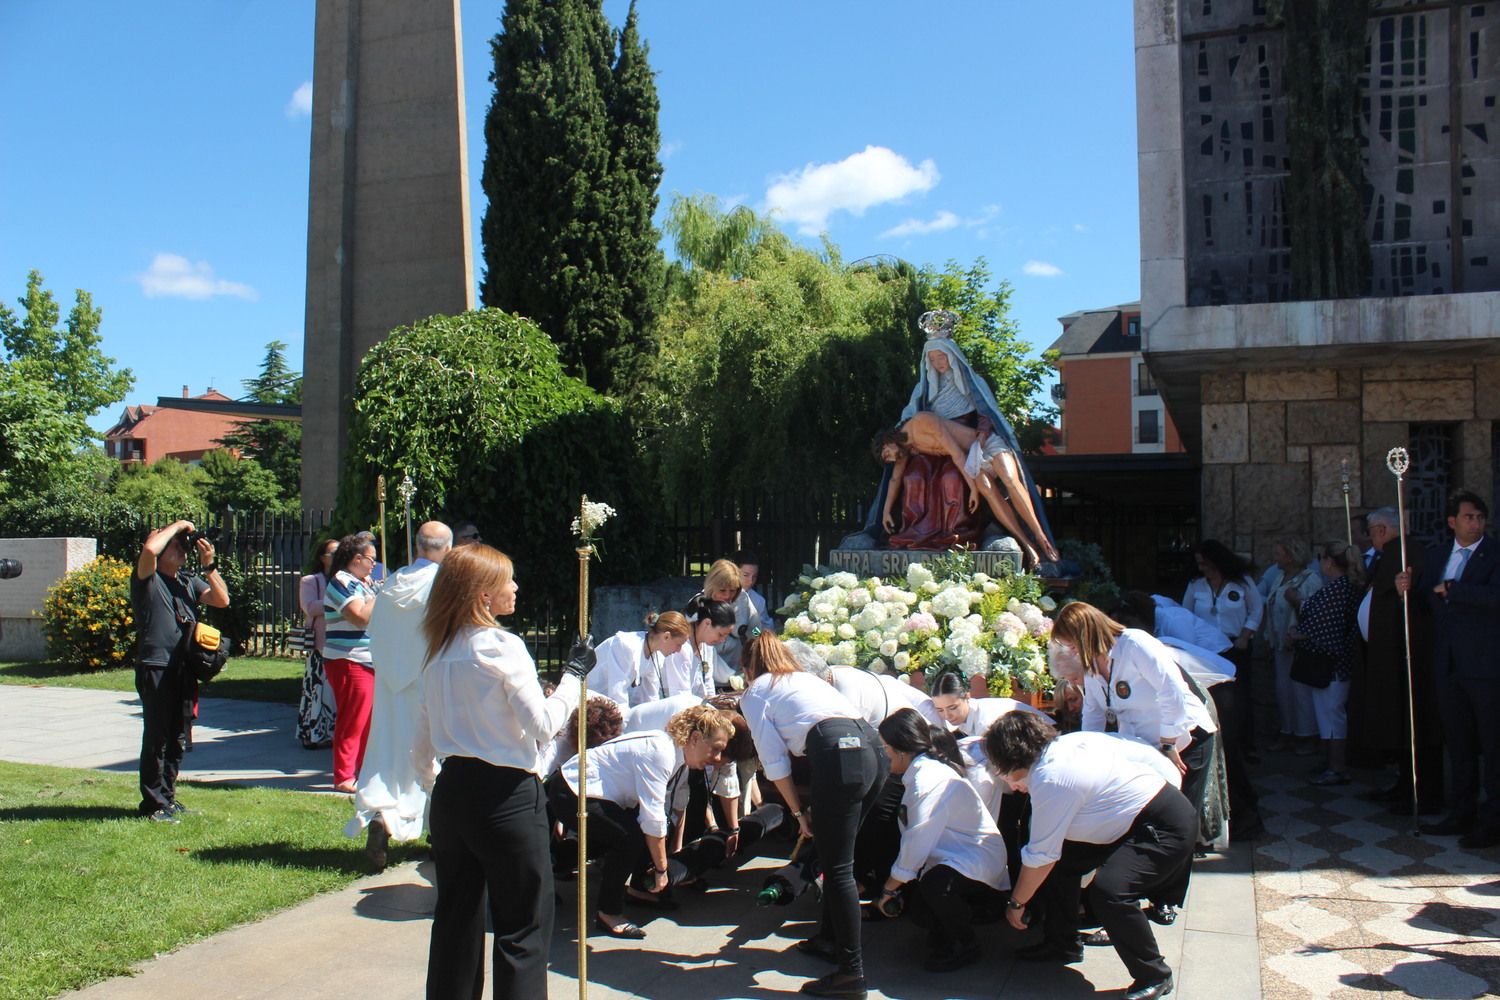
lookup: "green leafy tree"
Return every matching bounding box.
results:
[109,457,208,519]
[918,259,1057,452]
[600,1,665,391]
[480,0,662,392]
[0,269,133,427]
[631,196,922,507]
[335,309,664,612]
[0,366,91,499]
[200,448,288,514]
[216,340,302,502]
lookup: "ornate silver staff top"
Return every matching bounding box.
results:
[396,473,416,506]
[1340,458,1351,495]
[1386,447,1410,478]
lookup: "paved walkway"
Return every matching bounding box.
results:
[3,684,1259,999]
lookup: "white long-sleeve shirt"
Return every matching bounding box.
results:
[647,642,717,700]
[1021,732,1174,867]
[623,692,703,734]
[560,730,682,839]
[959,736,1007,822]
[739,670,861,781]
[413,626,579,785]
[949,696,1053,738]
[831,667,944,728]
[586,630,660,708]
[891,754,1010,889]
[1082,628,1210,750]
[1182,575,1264,638]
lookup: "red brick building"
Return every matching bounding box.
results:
[102,387,245,465]
[1048,302,1185,456]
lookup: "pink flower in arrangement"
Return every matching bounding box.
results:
[903,612,939,634]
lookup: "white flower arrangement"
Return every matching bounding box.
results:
[779,561,1055,697]
[571,496,616,542]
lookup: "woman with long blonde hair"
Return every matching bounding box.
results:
[412,544,592,1000]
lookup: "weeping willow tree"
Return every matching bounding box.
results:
[1269,0,1372,299]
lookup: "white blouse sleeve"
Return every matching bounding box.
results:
[486,632,579,744]
[890,764,949,883]
[633,743,676,839]
[742,686,794,782]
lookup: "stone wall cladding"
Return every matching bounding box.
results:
[1199,360,1491,563]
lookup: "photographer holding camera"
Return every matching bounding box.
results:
[132,519,229,822]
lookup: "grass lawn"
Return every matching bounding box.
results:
[0,760,419,1000]
[0,656,304,704]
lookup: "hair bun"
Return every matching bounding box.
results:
[645,611,660,627]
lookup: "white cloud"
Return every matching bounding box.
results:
[1073,222,1089,233]
[661,140,683,160]
[765,145,939,235]
[286,81,312,118]
[880,210,961,238]
[138,253,258,301]
[1022,260,1064,278]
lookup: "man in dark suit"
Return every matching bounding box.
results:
[1397,489,1500,848]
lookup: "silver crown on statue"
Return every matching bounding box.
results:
[918,309,958,338]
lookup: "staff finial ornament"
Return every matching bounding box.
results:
[1386,447,1410,478]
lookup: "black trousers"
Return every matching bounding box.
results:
[667,804,784,884]
[1038,785,1198,985]
[907,863,1004,950]
[1440,674,1500,827]
[427,758,553,1000]
[1156,727,1212,907]
[1208,679,1262,837]
[135,662,187,815]
[806,717,889,978]
[852,772,904,891]
[546,776,647,916]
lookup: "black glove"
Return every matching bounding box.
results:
[563,634,596,678]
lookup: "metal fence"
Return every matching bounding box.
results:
[102,493,871,665]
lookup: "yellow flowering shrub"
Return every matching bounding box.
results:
[42,556,136,671]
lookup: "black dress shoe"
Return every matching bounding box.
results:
[1420,815,1476,836]
[1082,929,1112,946]
[1458,826,1500,850]
[1015,939,1084,963]
[1146,902,1178,926]
[1124,974,1174,1000]
[799,972,867,999]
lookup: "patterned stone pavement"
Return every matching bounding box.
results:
[1253,756,1500,999]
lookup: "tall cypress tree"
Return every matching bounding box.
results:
[480,0,661,393]
[602,1,664,391]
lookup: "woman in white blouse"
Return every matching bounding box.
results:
[874,708,1009,974]
[927,670,1053,736]
[991,712,1195,1000]
[412,544,588,1000]
[549,704,733,939]
[1050,600,1215,925]
[646,594,735,699]
[740,632,889,1000]
[586,611,691,708]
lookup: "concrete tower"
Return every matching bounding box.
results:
[301,0,475,513]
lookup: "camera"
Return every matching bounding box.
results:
[181,526,221,547]
[0,558,21,580]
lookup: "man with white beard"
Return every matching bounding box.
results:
[348,520,453,867]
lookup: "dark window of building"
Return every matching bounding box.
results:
[1137,363,1158,396]
[1138,409,1161,445]
[1408,423,1457,548]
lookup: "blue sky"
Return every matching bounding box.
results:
[0,2,1140,431]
